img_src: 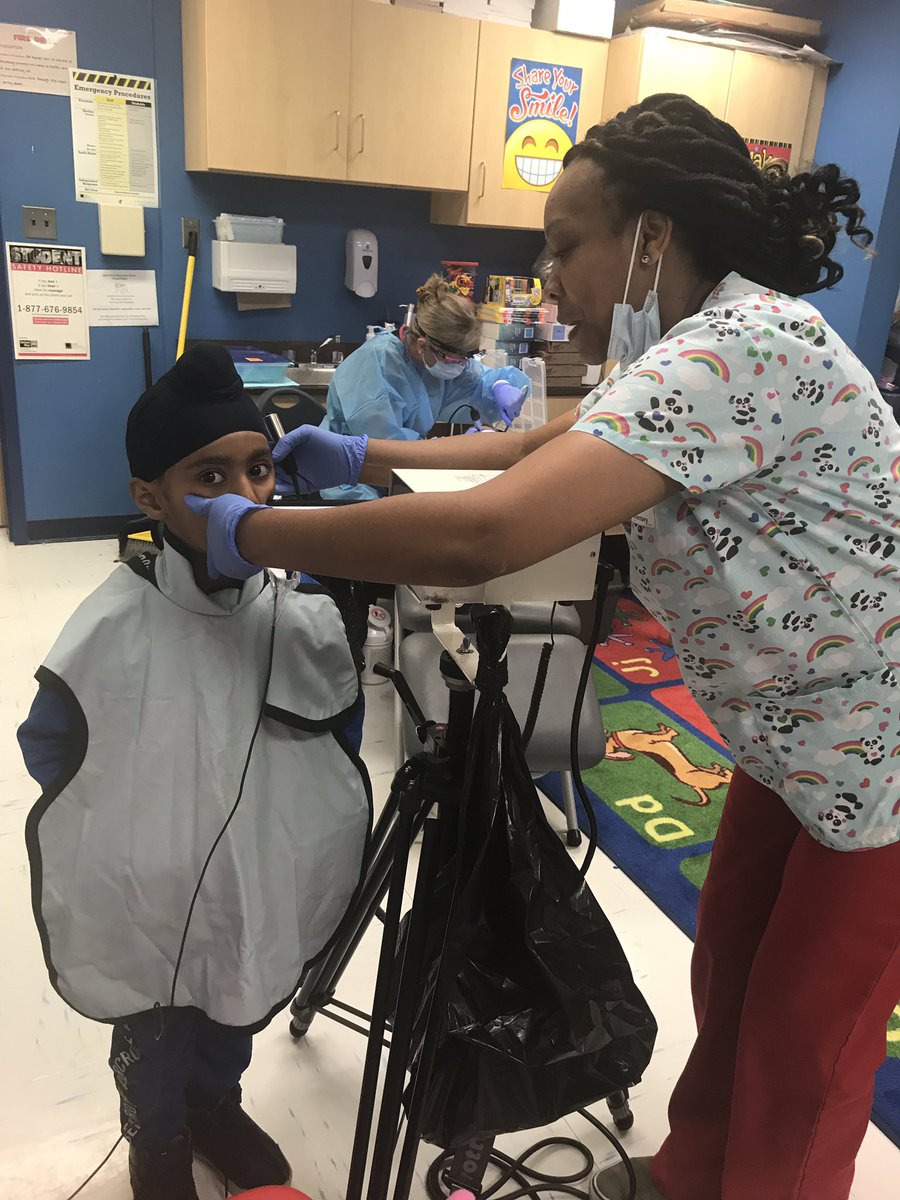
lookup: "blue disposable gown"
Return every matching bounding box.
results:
[320,331,530,501]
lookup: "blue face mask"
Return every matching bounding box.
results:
[604,213,663,377]
[425,356,468,381]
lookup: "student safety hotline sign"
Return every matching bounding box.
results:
[6,243,90,360]
[503,58,581,193]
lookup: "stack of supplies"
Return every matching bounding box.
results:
[477,274,549,366]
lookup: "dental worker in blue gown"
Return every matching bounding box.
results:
[320,273,530,501]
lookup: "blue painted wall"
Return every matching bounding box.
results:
[812,0,900,372]
[2,0,899,536]
[0,0,543,536]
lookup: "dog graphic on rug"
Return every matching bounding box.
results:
[605,723,732,807]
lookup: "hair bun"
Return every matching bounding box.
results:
[565,93,873,295]
[800,233,826,260]
[416,273,453,305]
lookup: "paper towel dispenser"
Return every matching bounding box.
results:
[212,241,297,293]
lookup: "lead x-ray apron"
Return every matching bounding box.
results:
[26,546,370,1030]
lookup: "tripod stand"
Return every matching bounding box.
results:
[290,607,635,1200]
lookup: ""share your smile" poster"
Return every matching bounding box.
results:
[503,58,582,193]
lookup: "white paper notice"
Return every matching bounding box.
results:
[69,69,159,207]
[87,269,159,327]
[0,23,77,95]
[6,243,90,361]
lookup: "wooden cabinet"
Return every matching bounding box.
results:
[183,0,352,183]
[724,50,819,172]
[602,29,825,173]
[431,23,609,230]
[346,0,477,190]
[182,0,478,191]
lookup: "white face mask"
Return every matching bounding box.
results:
[603,214,663,378]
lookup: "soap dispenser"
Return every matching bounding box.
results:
[345,229,378,299]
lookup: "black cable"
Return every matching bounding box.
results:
[517,598,561,753]
[521,641,553,752]
[142,327,152,389]
[425,1107,636,1200]
[443,403,481,426]
[167,595,278,1008]
[62,1136,124,1200]
[572,564,614,880]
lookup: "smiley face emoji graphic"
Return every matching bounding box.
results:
[502,118,573,191]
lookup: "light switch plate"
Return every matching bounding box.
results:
[181,217,199,248]
[22,206,57,241]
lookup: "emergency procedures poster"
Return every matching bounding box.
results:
[69,69,159,207]
[6,243,90,361]
[503,58,581,193]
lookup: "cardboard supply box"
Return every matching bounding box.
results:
[479,320,536,342]
[546,393,583,422]
[532,0,614,39]
[538,344,586,365]
[536,342,595,394]
[483,339,533,355]
[617,1,821,42]
[536,322,570,342]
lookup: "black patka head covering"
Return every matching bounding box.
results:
[126,343,268,480]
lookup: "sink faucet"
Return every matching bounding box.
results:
[309,337,334,365]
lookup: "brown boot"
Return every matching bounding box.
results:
[591,1156,669,1200]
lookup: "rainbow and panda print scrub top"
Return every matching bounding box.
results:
[572,272,900,850]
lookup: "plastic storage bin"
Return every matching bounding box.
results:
[515,358,548,433]
[214,214,285,244]
[228,346,293,386]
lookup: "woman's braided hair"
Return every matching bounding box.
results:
[564,94,873,295]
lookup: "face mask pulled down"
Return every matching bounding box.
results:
[603,215,663,380]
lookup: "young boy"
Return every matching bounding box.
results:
[19,344,370,1200]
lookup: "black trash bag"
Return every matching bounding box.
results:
[410,608,657,1149]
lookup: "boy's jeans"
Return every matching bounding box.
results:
[110,1008,253,1146]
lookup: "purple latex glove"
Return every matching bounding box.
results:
[184,494,266,581]
[464,422,497,434]
[491,380,527,426]
[272,425,368,494]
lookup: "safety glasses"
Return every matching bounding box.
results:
[413,322,484,364]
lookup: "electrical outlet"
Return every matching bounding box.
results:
[22,206,57,241]
[181,217,199,248]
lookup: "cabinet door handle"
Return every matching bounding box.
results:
[333,110,341,152]
[358,113,366,155]
[478,161,486,199]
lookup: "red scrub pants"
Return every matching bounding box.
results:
[652,767,900,1200]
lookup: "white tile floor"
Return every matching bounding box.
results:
[0,535,895,1199]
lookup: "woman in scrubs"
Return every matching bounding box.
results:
[190,94,900,1200]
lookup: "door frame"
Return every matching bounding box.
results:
[0,208,29,543]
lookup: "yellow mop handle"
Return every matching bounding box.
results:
[176,249,196,360]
